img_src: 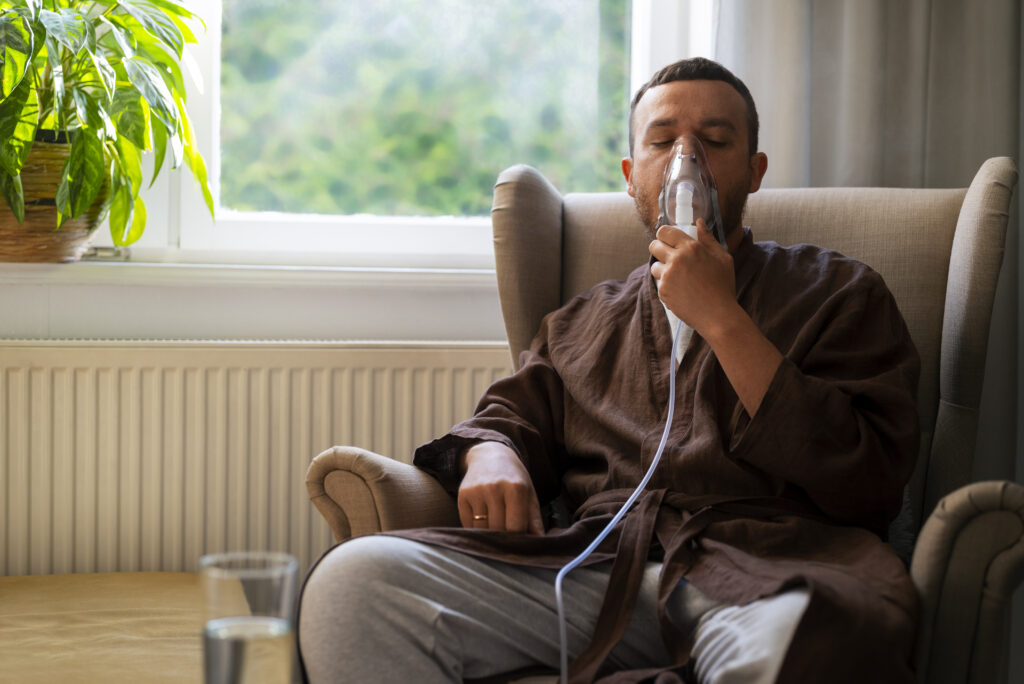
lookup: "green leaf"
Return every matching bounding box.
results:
[114,192,145,245]
[186,143,213,216]
[164,127,184,170]
[107,178,130,242]
[43,34,65,120]
[106,169,147,246]
[0,171,25,223]
[70,84,116,138]
[85,43,116,102]
[112,87,150,150]
[62,128,106,219]
[124,56,178,129]
[147,110,167,187]
[0,74,38,176]
[147,0,203,26]
[177,98,213,216]
[136,37,185,96]
[98,16,135,60]
[113,1,184,58]
[114,135,143,198]
[38,8,85,53]
[147,0,201,44]
[80,13,97,54]
[23,1,42,21]
[0,12,33,100]
[55,166,69,226]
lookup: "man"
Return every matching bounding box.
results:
[299,58,920,683]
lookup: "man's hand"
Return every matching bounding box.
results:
[458,441,544,535]
[649,218,738,335]
[649,219,783,417]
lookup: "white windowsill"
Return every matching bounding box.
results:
[0,260,507,342]
[0,259,497,288]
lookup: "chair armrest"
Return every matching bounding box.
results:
[910,480,1024,684]
[306,446,460,542]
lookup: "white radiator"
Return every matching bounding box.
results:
[0,341,512,577]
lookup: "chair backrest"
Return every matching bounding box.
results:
[491,158,1018,531]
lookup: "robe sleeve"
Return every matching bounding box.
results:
[727,269,921,535]
[414,316,568,502]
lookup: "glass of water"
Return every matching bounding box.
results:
[200,551,298,684]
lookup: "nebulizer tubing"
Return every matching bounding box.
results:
[554,321,684,683]
[553,133,718,680]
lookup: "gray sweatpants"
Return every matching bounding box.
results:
[298,535,809,683]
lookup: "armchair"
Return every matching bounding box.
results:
[307,158,1022,684]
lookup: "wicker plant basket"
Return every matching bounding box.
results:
[0,139,106,263]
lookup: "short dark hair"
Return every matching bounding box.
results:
[628,57,759,157]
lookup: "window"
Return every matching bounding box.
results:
[219,0,631,218]
[96,1,712,269]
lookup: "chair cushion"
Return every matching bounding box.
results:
[0,572,201,683]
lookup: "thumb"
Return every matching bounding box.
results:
[528,494,545,536]
[696,218,726,251]
[695,217,713,244]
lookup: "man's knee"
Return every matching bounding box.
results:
[303,535,423,606]
[300,535,435,641]
[300,536,463,682]
[692,587,811,684]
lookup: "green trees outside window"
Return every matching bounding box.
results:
[220,0,631,217]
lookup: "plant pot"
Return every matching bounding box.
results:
[0,132,107,263]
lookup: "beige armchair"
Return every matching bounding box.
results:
[307,158,1023,684]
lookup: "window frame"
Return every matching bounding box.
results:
[91,0,710,270]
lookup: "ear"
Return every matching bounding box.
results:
[621,157,636,197]
[748,152,768,194]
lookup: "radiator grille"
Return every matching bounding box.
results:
[0,342,512,576]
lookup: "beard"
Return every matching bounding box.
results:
[633,182,662,240]
[633,171,750,245]
[716,181,750,243]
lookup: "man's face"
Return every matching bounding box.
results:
[622,80,767,245]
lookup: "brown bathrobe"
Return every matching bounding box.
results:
[400,228,921,683]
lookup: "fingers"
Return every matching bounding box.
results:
[654,223,693,246]
[485,497,506,531]
[457,442,545,535]
[458,491,504,530]
[527,492,545,536]
[650,223,691,282]
[458,484,543,535]
[457,495,481,529]
[505,487,546,535]
[650,223,699,259]
[650,219,723,264]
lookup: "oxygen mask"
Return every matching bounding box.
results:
[657,135,727,247]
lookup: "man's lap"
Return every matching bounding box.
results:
[298,535,809,683]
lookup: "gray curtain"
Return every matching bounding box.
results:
[709,1,1022,678]
[713,0,1020,188]
[710,0,1020,478]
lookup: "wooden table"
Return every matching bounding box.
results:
[0,572,202,683]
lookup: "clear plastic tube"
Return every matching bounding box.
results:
[554,321,684,683]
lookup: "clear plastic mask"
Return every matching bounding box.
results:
[657,135,727,247]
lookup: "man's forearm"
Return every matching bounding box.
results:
[702,302,783,417]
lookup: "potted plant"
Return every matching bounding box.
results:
[0,0,213,261]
